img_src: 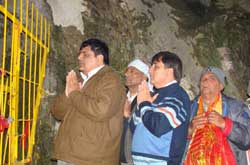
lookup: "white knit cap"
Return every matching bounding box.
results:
[127,59,153,91]
[127,59,149,79]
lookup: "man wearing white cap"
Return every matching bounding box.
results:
[183,66,250,165]
[120,59,151,165]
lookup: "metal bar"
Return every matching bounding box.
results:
[0,0,8,163]
[11,0,22,160]
[21,0,29,160]
[9,0,17,162]
[39,15,43,81]
[0,0,51,163]
[27,6,34,156]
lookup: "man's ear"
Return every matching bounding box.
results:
[167,68,174,76]
[97,55,104,64]
[143,75,148,81]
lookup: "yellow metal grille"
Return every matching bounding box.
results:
[0,0,50,164]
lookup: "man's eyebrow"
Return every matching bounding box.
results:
[78,50,86,53]
[151,61,157,65]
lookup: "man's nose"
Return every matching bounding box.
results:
[201,79,209,86]
[149,67,153,74]
[78,54,83,60]
[125,71,129,76]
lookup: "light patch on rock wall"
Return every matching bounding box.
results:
[47,0,87,34]
[217,47,233,72]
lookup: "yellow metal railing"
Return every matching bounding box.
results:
[0,0,50,164]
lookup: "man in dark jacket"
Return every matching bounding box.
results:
[184,66,250,165]
[50,38,126,165]
[120,59,151,165]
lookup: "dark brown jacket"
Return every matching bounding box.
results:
[51,66,126,165]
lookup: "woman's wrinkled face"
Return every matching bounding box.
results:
[199,72,224,97]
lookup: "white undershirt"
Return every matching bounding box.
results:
[80,65,105,87]
[127,91,137,102]
[164,80,177,87]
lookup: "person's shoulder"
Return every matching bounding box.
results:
[223,94,242,103]
[99,66,123,84]
[162,83,189,100]
[99,66,119,77]
[162,84,190,104]
[175,84,190,99]
[191,96,199,103]
[222,94,247,108]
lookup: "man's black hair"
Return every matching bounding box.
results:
[80,38,109,65]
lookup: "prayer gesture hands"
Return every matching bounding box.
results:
[65,70,80,97]
[137,80,158,105]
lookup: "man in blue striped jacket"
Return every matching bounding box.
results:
[131,51,191,165]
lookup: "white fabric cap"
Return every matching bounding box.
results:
[127,59,149,79]
[127,59,153,91]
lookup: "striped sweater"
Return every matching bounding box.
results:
[131,83,190,164]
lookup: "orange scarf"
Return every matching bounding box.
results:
[197,94,222,115]
[184,94,236,165]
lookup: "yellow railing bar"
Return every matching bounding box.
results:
[9,0,17,163]
[27,6,34,161]
[19,76,39,86]
[34,7,38,84]
[0,0,8,163]
[21,0,28,160]
[10,3,22,162]
[18,119,33,122]
[13,0,16,17]
[39,15,43,76]
[48,24,51,52]
[27,6,39,160]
